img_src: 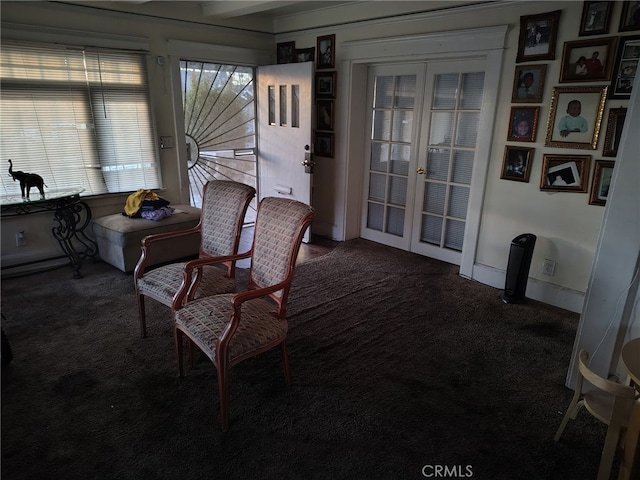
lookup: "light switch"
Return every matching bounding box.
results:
[160,136,173,149]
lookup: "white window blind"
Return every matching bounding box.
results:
[0,41,161,197]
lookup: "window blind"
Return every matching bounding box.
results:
[0,41,161,197]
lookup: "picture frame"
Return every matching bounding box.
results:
[316,34,335,70]
[315,71,337,99]
[609,35,640,99]
[511,64,547,103]
[316,100,334,131]
[544,86,607,150]
[559,36,617,83]
[589,159,615,206]
[602,108,627,157]
[507,106,539,142]
[516,10,561,63]
[579,1,613,36]
[315,132,334,158]
[540,154,591,193]
[296,47,315,63]
[619,1,640,32]
[500,146,534,182]
[276,41,296,64]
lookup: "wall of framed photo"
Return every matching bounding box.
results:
[504,1,639,210]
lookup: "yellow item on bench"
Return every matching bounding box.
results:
[124,189,160,217]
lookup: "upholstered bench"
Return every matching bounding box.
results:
[91,205,201,273]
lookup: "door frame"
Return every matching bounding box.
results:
[338,26,507,278]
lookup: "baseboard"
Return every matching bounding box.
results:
[471,262,585,314]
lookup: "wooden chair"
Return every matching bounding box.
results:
[555,349,636,480]
[173,197,313,430]
[134,180,256,337]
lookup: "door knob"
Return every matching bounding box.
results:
[416,167,425,174]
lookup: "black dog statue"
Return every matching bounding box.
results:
[8,159,47,198]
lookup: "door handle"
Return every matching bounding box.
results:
[416,167,425,175]
[302,150,315,173]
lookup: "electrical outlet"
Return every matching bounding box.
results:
[15,231,27,247]
[542,259,556,276]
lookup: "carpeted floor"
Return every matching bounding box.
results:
[1,238,607,479]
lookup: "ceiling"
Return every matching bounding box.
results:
[59,1,491,34]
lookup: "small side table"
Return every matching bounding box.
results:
[1,189,99,278]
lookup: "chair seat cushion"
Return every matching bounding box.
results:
[175,294,287,364]
[138,263,236,305]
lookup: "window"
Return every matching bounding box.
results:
[0,41,161,197]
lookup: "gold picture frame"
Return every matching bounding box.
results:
[501,146,534,182]
[544,86,607,150]
[559,37,617,83]
[589,159,615,206]
[540,154,591,193]
[602,108,627,157]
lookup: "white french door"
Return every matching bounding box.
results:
[361,59,486,265]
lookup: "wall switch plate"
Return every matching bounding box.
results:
[15,231,27,247]
[160,136,173,149]
[542,259,556,276]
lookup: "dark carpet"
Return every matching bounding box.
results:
[1,238,605,479]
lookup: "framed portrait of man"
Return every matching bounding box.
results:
[516,10,561,63]
[511,64,547,103]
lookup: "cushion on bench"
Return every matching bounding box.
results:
[92,205,201,273]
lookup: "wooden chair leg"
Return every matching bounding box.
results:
[280,341,291,387]
[597,424,623,480]
[137,294,147,338]
[174,328,184,377]
[554,398,584,442]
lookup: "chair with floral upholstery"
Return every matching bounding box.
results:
[172,196,314,430]
[134,180,255,338]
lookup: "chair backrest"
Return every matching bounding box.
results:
[199,180,256,258]
[248,197,314,306]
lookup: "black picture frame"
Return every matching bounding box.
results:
[609,35,640,99]
[579,1,613,36]
[276,41,296,64]
[316,100,334,131]
[315,71,337,99]
[511,64,547,103]
[589,159,615,206]
[316,34,335,70]
[540,154,591,193]
[516,10,561,63]
[315,132,334,158]
[296,47,315,63]
[507,106,539,142]
[501,146,534,182]
[619,1,640,32]
[559,37,617,83]
[602,108,627,157]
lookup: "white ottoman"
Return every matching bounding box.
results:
[91,205,201,273]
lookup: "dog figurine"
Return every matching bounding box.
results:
[8,159,47,198]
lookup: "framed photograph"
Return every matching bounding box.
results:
[296,47,315,63]
[501,146,534,182]
[602,108,627,157]
[609,35,640,99]
[507,106,539,142]
[589,159,615,205]
[316,34,335,70]
[545,86,607,150]
[619,1,640,32]
[516,10,561,63]
[316,100,334,131]
[511,64,547,103]
[579,1,613,36]
[559,37,617,82]
[540,154,591,192]
[315,71,337,99]
[315,132,334,158]
[276,41,296,64]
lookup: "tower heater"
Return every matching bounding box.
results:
[502,233,536,304]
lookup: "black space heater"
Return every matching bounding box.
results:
[502,233,537,304]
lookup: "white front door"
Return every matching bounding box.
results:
[361,59,487,265]
[257,62,314,240]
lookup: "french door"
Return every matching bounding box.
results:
[361,59,486,265]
